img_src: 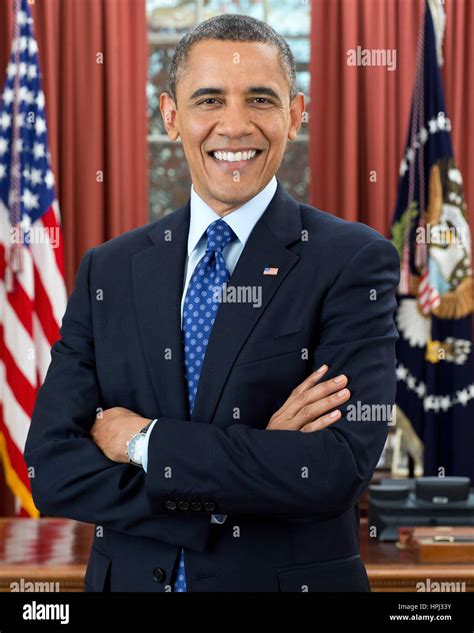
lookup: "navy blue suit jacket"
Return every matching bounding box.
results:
[24,181,400,592]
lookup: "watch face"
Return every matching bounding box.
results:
[128,434,145,463]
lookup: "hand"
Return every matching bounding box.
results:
[91,407,149,464]
[267,365,350,433]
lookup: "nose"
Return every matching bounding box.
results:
[214,99,255,139]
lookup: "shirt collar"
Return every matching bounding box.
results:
[187,176,278,256]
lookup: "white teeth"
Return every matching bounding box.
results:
[212,150,257,162]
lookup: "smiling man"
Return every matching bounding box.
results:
[25,15,400,592]
[160,34,302,215]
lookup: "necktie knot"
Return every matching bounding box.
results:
[206,219,235,254]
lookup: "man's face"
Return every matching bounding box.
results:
[160,40,305,215]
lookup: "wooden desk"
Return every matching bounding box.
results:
[0,518,473,592]
[0,518,92,592]
[360,519,474,592]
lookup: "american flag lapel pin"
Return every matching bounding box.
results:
[263,267,279,276]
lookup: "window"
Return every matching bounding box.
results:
[147,0,310,219]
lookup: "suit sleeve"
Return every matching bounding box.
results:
[24,248,209,549]
[145,237,400,519]
[143,420,227,525]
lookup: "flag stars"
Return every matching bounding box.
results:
[28,39,39,57]
[439,396,451,412]
[21,188,39,210]
[18,86,30,103]
[27,65,37,81]
[44,170,54,189]
[19,36,29,53]
[36,91,45,110]
[396,365,408,381]
[0,137,9,156]
[33,142,45,160]
[7,63,17,79]
[30,168,43,187]
[35,116,46,136]
[0,112,11,131]
[3,87,14,106]
[17,10,28,26]
[418,127,428,143]
[1,9,56,219]
[415,382,426,398]
[424,395,440,413]
[456,388,470,406]
[23,89,35,105]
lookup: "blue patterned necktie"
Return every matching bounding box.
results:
[172,218,235,592]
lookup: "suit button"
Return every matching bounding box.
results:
[178,501,190,511]
[153,567,166,583]
[165,500,177,511]
[191,502,202,511]
[204,501,215,512]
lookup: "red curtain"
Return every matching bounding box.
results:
[0,0,148,515]
[309,0,474,238]
[0,0,149,292]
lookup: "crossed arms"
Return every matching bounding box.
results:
[24,236,399,543]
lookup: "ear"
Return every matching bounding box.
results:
[160,92,180,141]
[288,92,306,141]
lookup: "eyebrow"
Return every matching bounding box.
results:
[189,86,282,102]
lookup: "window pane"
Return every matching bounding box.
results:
[202,0,264,20]
[288,38,310,65]
[297,69,310,101]
[147,0,197,36]
[267,0,310,36]
[148,43,176,135]
[149,142,191,219]
[277,139,309,202]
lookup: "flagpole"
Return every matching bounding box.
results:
[6,0,24,293]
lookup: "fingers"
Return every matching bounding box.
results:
[270,364,329,422]
[284,373,349,420]
[293,386,351,430]
[291,364,329,397]
[300,409,342,433]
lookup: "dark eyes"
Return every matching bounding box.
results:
[196,97,272,106]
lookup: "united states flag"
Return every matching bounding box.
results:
[0,0,67,516]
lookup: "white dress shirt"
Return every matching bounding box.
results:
[141,176,278,520]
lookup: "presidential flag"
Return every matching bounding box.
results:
[0,0,67,516]
[391,1,474,482]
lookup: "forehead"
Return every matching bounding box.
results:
[180,39,287,90]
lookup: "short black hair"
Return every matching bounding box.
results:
[167,14,297,104]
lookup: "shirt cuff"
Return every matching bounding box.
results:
[141,419,158,472]
[211,514,227,524]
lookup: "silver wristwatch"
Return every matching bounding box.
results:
[126,419,156,467]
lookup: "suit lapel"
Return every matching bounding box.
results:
[191,182,302,424]
[132,203,191,420]
[132,181,302,424]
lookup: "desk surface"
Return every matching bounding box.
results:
[0,518,473,592]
